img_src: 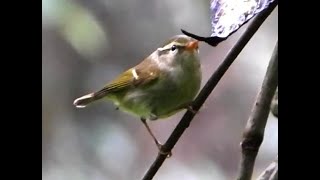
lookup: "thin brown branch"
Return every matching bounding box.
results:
[237,41,278,180]
[142,3,278,180]
[256,155,278,180]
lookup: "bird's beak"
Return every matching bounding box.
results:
[185,40,199,51]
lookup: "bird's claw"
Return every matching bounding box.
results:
[187,105,197,115]
[157,143,172,158]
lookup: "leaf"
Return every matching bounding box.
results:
[210,0,275,38]
[181,0,277,46]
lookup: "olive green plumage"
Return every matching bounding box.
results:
[74,35,201,120]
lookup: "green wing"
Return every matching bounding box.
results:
[93,59,160,97]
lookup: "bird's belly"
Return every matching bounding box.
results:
[117,67,201,120]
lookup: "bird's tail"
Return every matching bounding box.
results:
[73,92,105,108]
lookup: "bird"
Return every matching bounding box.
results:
[73,34,202,156]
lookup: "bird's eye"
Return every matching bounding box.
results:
[171,45,177,51]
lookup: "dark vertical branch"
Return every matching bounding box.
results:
[142,4,277,180]
[237,42,278,180]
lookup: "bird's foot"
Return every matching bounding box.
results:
[186,105,197,115]
[156,142,172,158]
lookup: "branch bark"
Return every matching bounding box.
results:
[142,3,277,180]
[237,41,278,180]
[256,155,278,180]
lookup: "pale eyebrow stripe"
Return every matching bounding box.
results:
[157,42,184,51]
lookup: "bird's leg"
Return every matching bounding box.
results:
[140,118,160,147]
[140,118,172,158]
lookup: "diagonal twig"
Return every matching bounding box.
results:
[256,155,278,180]
[142,3,277,180]
[237,41,278,180]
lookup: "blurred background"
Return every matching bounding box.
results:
[42,0,278,179]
